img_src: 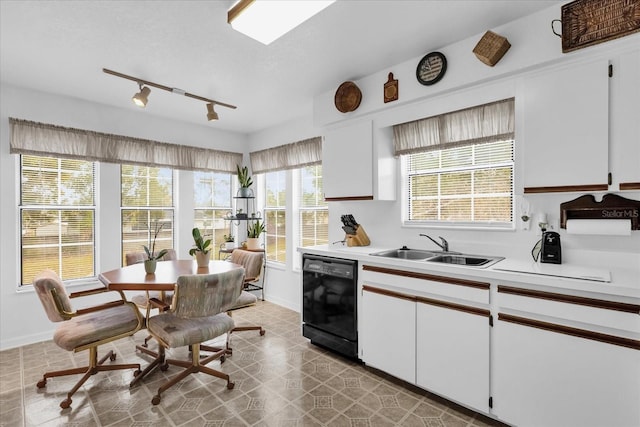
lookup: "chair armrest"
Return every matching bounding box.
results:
[75,300,126,316]
[148,297,170,312]
[69,286,128,302]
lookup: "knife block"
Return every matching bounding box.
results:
[346,225,370,247]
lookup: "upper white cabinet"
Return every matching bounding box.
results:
[522,59,609,193]
[323,120,395,201]
[610,50,640,191]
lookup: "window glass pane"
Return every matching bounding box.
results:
[121,165,174,264]
[404,139,514,226]
[299,165,328,248]
[194,171,233,259]
[20,155,95,285]
[264,171,286,263]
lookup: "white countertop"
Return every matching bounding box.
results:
[298,244,640,300]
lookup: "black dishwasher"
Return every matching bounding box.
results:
[302,254,358,359]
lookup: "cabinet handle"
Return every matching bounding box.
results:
[362,265,490,290]
[362,285,415,302]
[498,313,640,350]
[498,285,640,314]
[416,295,490,318]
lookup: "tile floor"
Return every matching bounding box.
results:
[0,301,506,427]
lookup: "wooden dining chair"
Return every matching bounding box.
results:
[142,268,245,405]
[33,269,144,409]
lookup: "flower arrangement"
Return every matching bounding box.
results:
[143,220,168,261]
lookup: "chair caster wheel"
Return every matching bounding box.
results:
[110,353,117,361]
[160,362,169,371]
[60,398,71,409]
[260,330,266,336]
[152,395,161,405]
[37,379,46,388]
[133,369,142,377]
[227,381,235,390]
[220,355,225,363]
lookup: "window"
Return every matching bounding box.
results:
[194,171,233,259]
[299,165,328,247]
[403,140,514,227]
[19,155,96,285]
[264,170,286,263]
[396,98,514,228]
[121,165,174,264]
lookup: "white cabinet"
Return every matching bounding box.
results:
[494,318,640,427]
[416,300,490,413]
[360,286,415,383]
[493,285,640,427]
[522,59,609,193]
[323,120,395,201]
[610,50,640,191]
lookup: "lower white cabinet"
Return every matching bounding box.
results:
[360,286,415,383]
[416,300,490,413]
[493,316,640,427]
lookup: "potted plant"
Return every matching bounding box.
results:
[223,233,235,250]
[246,220,265,250]
[236,208,247,220]
[236,164,253,197]
[188,227,212,268]
[143,221,169,274]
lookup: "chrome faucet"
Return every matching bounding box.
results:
[419,234,449,252]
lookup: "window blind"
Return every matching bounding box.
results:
[249,136,321,174]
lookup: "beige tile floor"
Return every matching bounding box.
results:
[0,301,506,427]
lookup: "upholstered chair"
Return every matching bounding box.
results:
[33,269,144,409]
[223,249,266,352]
[126,249,177,348]
[143,268,245,405]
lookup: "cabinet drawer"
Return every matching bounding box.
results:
[362,264,490,305]
[497,285,640,334]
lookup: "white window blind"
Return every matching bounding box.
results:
[299,165,328,248]
[20,155,96,285]
[121,165,174,264]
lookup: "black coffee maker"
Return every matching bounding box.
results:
[540,231,562,264]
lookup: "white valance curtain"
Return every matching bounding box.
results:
[9,118,243,173]
[393,98,515,156]
[249,136,322,174]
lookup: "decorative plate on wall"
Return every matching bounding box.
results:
[334,81,362,113]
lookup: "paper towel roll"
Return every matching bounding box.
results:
[566,219,632,236]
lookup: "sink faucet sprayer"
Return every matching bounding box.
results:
[419,234,449,252]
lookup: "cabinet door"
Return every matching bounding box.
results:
[494,317,640,427]
[360,287,415,383]
[610,50,640,190]
[416,301,490,413]
[323,120,373,200]
[522,59,609,192]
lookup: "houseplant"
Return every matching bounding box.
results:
[246,220,265,250]
[224,233,235,250]
[188,227,212,268]
[236,164,253,197]
[143,221,169,274]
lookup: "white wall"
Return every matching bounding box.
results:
[0,84,247,349]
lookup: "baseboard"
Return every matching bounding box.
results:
[0,330,52,351]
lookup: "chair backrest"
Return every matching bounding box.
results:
[172,268,245,318]
[125,249,177,266]
[229,249,264,281]
[33,269,73,322]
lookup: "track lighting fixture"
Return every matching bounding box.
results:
[132,84,150,107]
[103,68,236,121]
[206,103,219,121]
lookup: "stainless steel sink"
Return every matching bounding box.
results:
[370,248,438,260]
[427,254,504,268]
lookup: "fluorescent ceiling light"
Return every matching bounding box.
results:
[228,0,336,45]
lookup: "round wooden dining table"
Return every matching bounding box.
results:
[98,259,243,291]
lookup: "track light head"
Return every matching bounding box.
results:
[132,85,150,108]
[206,103,219,121]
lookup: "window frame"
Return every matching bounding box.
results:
[263,170,287,264]
[193,170,234,260]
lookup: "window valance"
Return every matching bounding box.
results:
[393,98,514,156]
[9,118,243,173]
[249,136,322,174]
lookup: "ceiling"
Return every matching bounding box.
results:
[0,0,561,135]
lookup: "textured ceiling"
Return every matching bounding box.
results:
[0,0,561,135]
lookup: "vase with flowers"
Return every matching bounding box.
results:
[143,220,168,274]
